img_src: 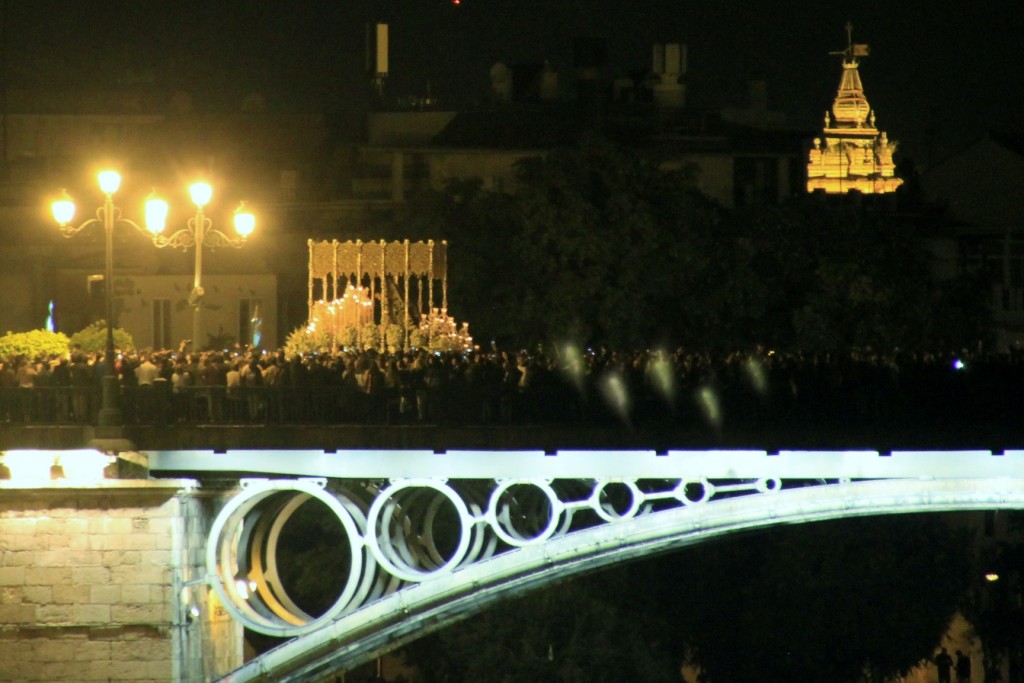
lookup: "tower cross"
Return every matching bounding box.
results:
[831,21,870,62]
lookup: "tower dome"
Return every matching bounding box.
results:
[806,23,903,194]
[832,62,871,126]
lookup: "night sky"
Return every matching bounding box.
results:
[5,1,1022,164]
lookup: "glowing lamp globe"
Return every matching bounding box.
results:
[97,170,121,195]
[145,195,169,235]
[233,204,255,238]
[190,182,213,208]
[51,192,76,225]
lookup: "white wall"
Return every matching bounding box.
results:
[115,273,278,351]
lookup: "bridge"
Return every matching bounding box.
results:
[2,381,1024,682]
[148,448,1024,682]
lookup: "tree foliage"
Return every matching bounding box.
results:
[67,320,135,354]
[0,329,71,359]
[393,177,526,348]
[283,325,332,357]
[392,138,990,352]
[509,138,724,348]
[735,199,991,352]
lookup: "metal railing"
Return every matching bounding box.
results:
[0,384,535,427]
[1,366,1021,441]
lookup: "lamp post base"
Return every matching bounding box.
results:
[98,375,123,428]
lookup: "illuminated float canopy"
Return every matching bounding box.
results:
[807,23,903,194]
[304,239,472,352]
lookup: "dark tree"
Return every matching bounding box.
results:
[508,136,725,348]
[389,178,527,347]
[730,197,992,352]
[389,138,991,352]
[392,137,729,349]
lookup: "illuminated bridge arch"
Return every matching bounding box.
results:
[147,449,1024,683]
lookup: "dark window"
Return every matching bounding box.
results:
[733,157,779,207]
[152,299,172,350]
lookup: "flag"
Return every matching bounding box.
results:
[853,44,870,57]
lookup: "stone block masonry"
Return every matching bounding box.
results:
[0,480,194,683]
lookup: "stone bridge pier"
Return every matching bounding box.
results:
[0,460,239,683]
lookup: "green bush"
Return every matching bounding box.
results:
[360,323,380,351]
[67,320,135,354]
[385,324,405,352]
[0,329,71,360]
[338,325,358,350]
[283,325,332,357]
[408,327,426,350]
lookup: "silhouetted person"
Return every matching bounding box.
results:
[955,649,971,683]
[935,647,954,683]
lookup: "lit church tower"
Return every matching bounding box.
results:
[806,23,902,194]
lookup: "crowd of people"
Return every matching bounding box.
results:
[1,343,1023,439]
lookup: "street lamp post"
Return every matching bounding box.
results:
[146,182,255,350]
[52,170,165,427]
